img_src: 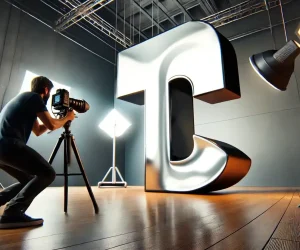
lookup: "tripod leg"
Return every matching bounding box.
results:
[70,136,99,214]
[48,136,64,164]
[67,135,71,165]
[64,137,68,213]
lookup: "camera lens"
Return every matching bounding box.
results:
[69,98,90,113]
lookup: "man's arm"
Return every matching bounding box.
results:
[37,110,75,131]
[32,119,48,136]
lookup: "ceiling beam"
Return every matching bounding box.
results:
[197,0,213,16]
[105,5,148,39]
[174,0,193,20]
[122,0,207,20]
[140,0,218,32]
[155,1,178,26]
[207,0,219,12]
[132,0,165,32]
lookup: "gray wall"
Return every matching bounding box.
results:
[122,1,300,187]
[116,99,145,185]
[0,1,124,187]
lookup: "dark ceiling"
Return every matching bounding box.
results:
[39,0,294,47]
[6,0,296,51]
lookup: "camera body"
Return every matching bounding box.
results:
[52,89,70,111]
[51,89,90,117]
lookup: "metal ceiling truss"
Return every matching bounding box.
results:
[55,0,132,48]
[202,0,292,28]
[56,0,113,31]
[50,0,294,49]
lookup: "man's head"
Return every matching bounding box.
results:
[31,76,53,105]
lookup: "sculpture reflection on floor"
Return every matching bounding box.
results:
[116,21,251,193]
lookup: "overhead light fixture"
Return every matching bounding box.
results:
[249,40,300,91]
[98,109,131,187]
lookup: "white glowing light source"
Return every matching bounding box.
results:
[20,70,71,117]
[99,109,131,138]
[296,23,300,40]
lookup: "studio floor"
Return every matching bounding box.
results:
[0,186,299,250]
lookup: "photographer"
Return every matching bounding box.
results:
[0,76,75,229]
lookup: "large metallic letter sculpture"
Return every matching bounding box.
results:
[117,21,251,193]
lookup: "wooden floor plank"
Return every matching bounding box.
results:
[105,194,287,250]
[1,192,275,249]
[58,190,287,250]
[265,239,300,250]
[61,197,281,250]
[0,187,249,245]
[0,187,295,250]
[269,192,300,243]
[206,194,293,250]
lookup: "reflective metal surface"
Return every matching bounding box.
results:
[117,21,251,193]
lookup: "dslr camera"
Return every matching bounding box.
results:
[51,89,90,117]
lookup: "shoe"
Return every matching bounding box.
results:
[0,214,43,229]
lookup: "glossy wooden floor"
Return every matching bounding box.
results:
[0,186,299,250]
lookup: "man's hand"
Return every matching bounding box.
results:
[32,120,48,136]
[37,110,76,131]
[66,110,75,121]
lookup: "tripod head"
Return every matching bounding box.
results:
[63,120,72,133]
[62,107,76,134]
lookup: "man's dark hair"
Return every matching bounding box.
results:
[31,76,53,94]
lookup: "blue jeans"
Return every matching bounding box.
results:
[0,138,55,215]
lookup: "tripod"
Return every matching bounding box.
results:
[48,121,99,213]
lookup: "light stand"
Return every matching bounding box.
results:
[98,124,127,187]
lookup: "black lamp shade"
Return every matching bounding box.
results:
[250,40,300,91]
